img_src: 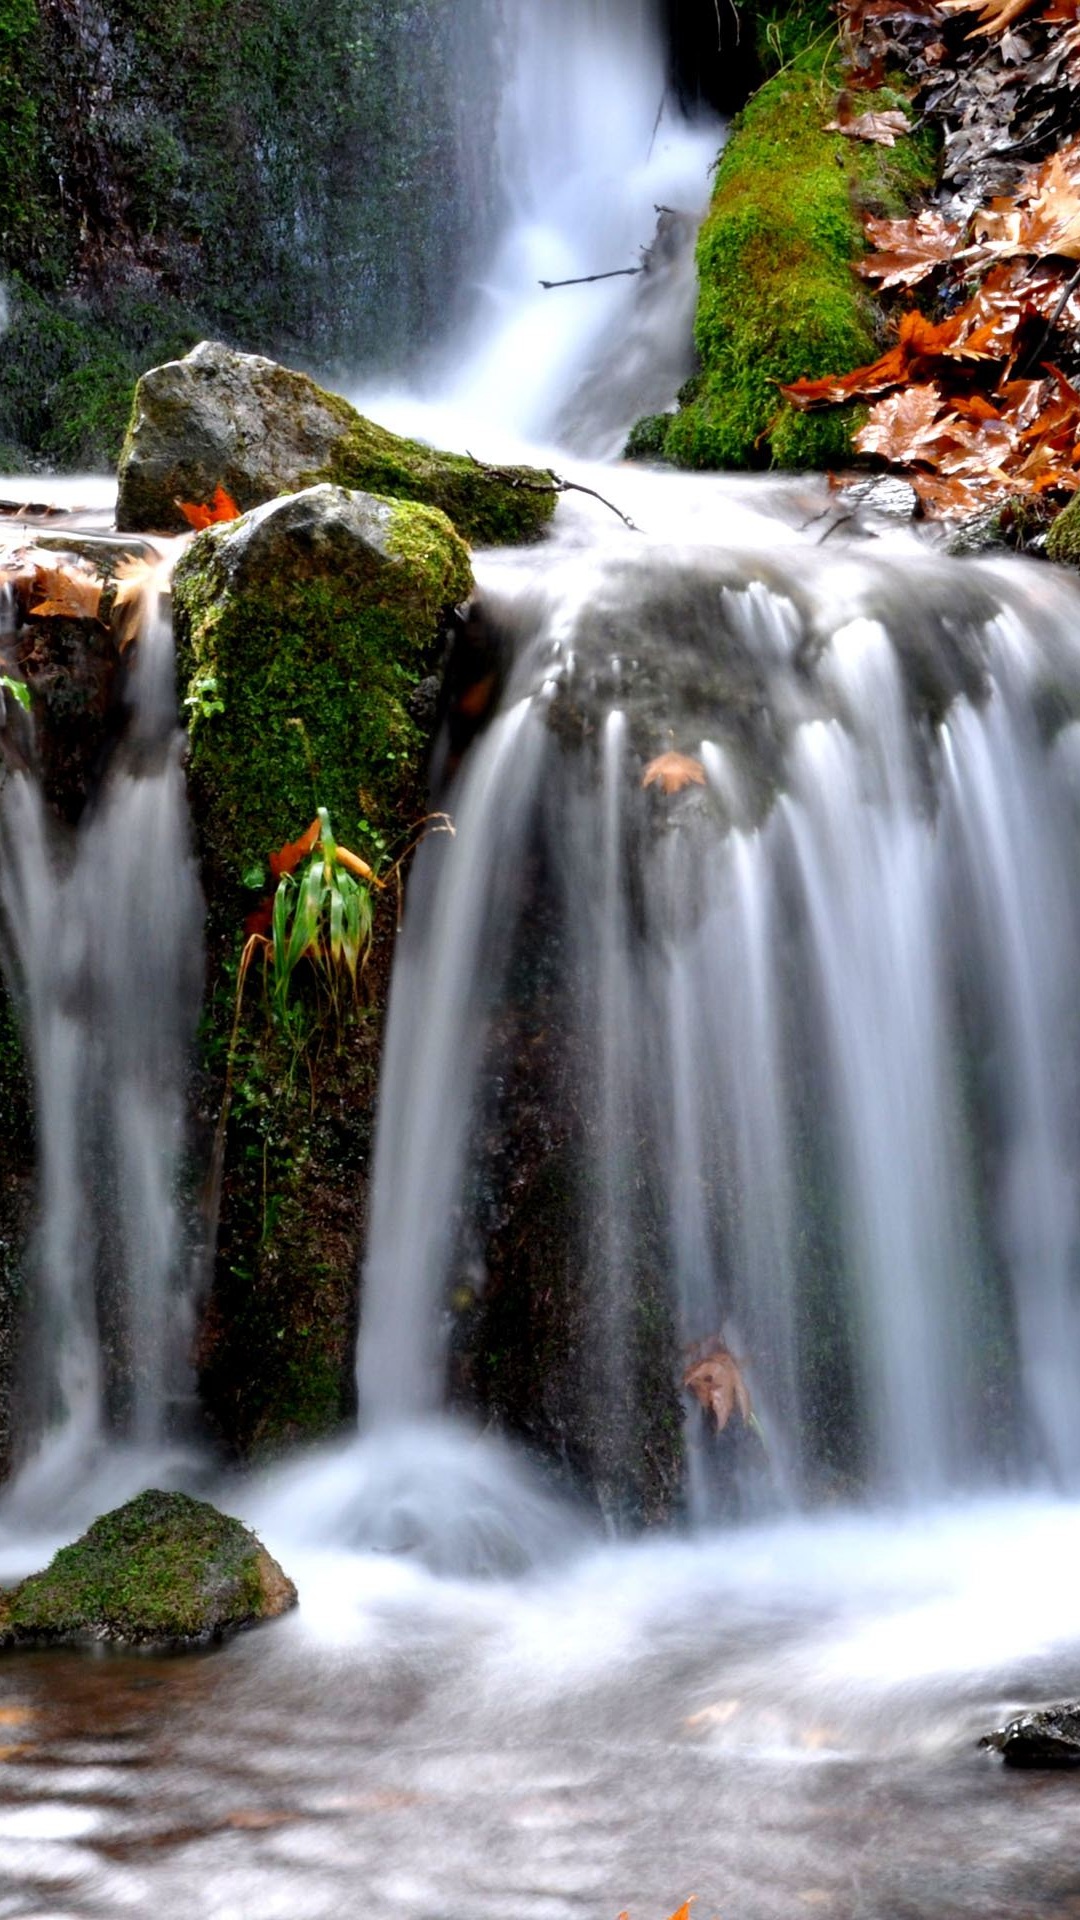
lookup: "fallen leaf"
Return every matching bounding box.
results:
[109,554,158,652]
[28,559,104,624]
[0,1707,34,1727]
[939,0,1039,32]
[684,1345,753,1433]
[827,91,911,144]
[642,751,707,795]
[176,485,241,531]
[269,819,321,881]
[858,210,964,289]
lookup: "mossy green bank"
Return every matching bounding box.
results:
[632,44,939,471]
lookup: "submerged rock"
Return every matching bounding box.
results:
[0,1490,296,1649]
[116,341,557,547]
[981,1703,1080,1767]
[172,481,473,889]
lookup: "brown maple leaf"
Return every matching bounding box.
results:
[938,0,1039,33]
[176,485,242,531]
[27,557,104,624]
[642,751,707,795]
[826,92,911,145]
[854,383,962,464]
[109,554,159,653]
[684,1345,753,1433]
[269,819,321,881]
[858,211,964,290]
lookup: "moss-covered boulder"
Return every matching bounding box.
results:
[117,342,557,546]
[172,482,473,891]
[638,55,938,471]
[1046,496,1080,568]
[0,1490,296,1648]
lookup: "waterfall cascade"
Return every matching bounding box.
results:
[0,564,204,1471]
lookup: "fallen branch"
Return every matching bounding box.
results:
[539,266,645,290]
[466,455,641,532]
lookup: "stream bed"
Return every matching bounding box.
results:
[0,1483,1079,1919]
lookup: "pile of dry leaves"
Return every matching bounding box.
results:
[784,0,1080,519]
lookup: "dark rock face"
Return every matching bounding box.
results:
[117,342,557,546]
[982,1703,1080,1767]
[0,1490,297,1648]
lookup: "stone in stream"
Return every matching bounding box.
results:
[981,1703,1080,1767]
[0,1490,296,1649]
[116,341,558,547]
[171,481,474,891]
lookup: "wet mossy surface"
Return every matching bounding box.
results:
[175,486,463,1458]
[634,42,939,472]
[0,1,502,470]
[171,486,472,892]
[1046,496,1080,567]
[0,1490,296,1647]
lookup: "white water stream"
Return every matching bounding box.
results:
[1,0,1080,1914]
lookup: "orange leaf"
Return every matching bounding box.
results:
[27,559,104,625]
[666,1902,697,1920]
[684,1347,752,1432]
[642,751,707,795]
[269,819,320,881]
[176,485,241,531]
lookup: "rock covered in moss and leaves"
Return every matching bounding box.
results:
[981,1703,1080,1768]
[630,44,937,472]
[117,342,557,546]
[172,482,472,892]
[1046,496,1080,568]
[0,1490,296,1649]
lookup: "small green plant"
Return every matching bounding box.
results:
[0,674,30,713]
[267,806,374,1020]
[183,671,225,722]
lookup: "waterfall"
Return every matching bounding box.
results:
[0,572,204,1465]
[356,523,1080,1510]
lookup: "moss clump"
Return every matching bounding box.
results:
[0,1490,297,1647]
[1046,496,1080,567]
[317,403,557,548]
[651,51,938,472]
[172,485,473,890]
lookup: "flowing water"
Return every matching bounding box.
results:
[3,0,1080,1914]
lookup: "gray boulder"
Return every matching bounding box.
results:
[116,341,557,548]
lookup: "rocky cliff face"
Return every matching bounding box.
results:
[0,0,502,468]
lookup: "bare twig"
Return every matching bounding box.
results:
[466,455,641,532]
[540,265,645,290]
[1015,259,1080,378]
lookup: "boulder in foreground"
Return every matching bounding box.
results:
[981,1702,1080,1768]
[0,1490,296,1649]
[116,341,557,547]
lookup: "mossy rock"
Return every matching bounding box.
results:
[172,482,473,890]
[1046,496,1080,568]
[643,54,938,472]
[0,1490,296,1648]
[117,342,557,546]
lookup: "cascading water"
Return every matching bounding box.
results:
[0,561,204,1482]
[355,519,1080,1514]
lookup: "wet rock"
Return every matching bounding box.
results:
[0,1490,296,1649]
[981,1703,1080,1767]
[1047,496,1080,569]
[841,475,919,523]
[116,341,557,547]
[171,482,473,890]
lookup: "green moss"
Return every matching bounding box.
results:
[0,1490,295,1646]
[658,52,938,472]
[318,406,557,548]
[172,491,472,888]
[0,0,44,254]
[1046,496,1080,567]
[0,277,201,472]
[624,413,676,463]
